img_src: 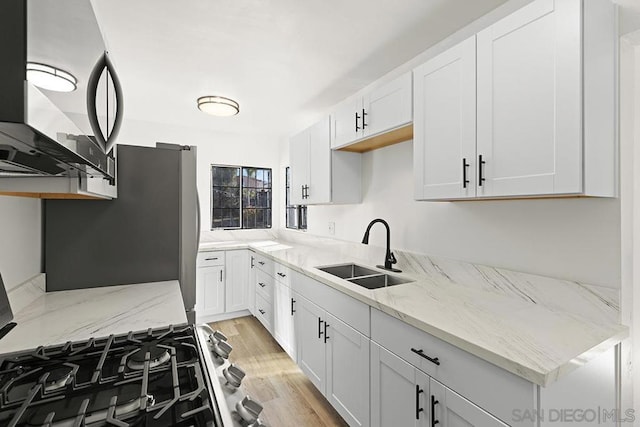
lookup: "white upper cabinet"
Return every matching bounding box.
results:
[476,0,582,198]
[414,0,616,200]
[331,72,412,149]
[414,36,477,200]
[289,116,362,205]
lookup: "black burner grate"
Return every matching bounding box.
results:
[0,324,217,426]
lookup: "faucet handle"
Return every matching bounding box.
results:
[388,251,397,265]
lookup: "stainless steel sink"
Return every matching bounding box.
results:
[316,263,412,289]
[347,274,412,289]
[317,263,380,279]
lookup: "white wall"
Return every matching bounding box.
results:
[115,118,282,231]
[0,196,41,291]
[290,140,621,288]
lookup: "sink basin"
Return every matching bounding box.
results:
[316,263,412,289]
[347,274,412,289]
[317,263,380,279]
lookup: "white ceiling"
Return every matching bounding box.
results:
[91,0,509,138]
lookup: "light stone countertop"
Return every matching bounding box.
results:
[0,280,187,354]
[199,232,628,387]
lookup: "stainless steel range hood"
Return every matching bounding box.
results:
[0,0,120,199]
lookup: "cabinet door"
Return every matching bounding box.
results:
[197,266,225,316]
[325,313,370,427]
[476,0,581,197]
[363,72,412,138]
[414,36,476,200]
[289,129,309,205]
[430,379,508,427]
[331,97,362,148]
[371,343,429,427]
[306,116,332,204]
[295,294,327,394]
[274,280,296,361]
[225,250,249,312]
[248,253,256,315]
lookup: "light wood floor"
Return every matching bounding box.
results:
[209,316,348,427]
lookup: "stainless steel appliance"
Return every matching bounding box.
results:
[0,0,122,199]
[0,323,265,426]
[44,144,199,322]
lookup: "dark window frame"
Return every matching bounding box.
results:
[211,165,272,230]
[285,166,307,230]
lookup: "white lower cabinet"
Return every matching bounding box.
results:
[430,379,507,427]
[371,342,429,427]
[295,293,370,427]
[196,265,225,317]
[273,280,296,361]
[372,342,506,427]
[196,249,251,322]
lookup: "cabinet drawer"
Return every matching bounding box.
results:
[252,252,274,276]
[273,262,292,287]
[255,292,273,331]
[371,308,535,425]
[197,251,225,267]
[294,273,369,336]
[255,269,274,300]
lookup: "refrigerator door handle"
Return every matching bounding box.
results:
[196,189,202,251]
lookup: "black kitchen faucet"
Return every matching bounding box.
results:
[361,218,402,272]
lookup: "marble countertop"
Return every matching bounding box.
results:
[0,281,187,354]
[199,233,628,387]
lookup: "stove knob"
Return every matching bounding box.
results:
[209,330,228,345]
[223,363,246,388]
[235,395,263,423]
[212,340,233,359]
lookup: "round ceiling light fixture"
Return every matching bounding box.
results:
[26,62,77,92]
[197,96,240,117]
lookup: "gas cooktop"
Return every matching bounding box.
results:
[0,324,221,427]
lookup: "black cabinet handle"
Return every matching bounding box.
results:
[318,318,324,339]
[301,185,305,199]
[323,322,329,343]
[250,256,255,268]
[277,272,286,278]
[219,270,223,282]
[258,309,265,315]
[415,385,424,420]
[258,261,265,266]
[478,154,486,186]
[462,158,469,188]
[362,108,368,129]
[411,348,440,366]
[291,298,296,316]
[304,185,309,199]
[355,112,361,132]
[431,395,439,426]
[258,282,266,288]
[205,257,219,261]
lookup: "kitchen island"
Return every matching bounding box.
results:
[0,280,186,354]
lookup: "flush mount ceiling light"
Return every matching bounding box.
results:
[197,96,240,117]
[26,62,77,92]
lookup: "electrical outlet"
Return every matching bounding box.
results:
[328,221,335,235]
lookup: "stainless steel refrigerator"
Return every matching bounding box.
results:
[44,143,199,323]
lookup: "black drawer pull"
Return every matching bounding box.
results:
[431,395,439,426]
[411,348,440,366]
[258,309,265,315]
[250,256,255,268]
[258,261,265,266]
[258,282,266,288]
[291,298,296,315]
[205,257,219,261]
[277,272,286,278]
[323,322,329,343]
[318,318,324,339]
[415,385,424,420]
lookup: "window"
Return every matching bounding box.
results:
[285,167,307,230]
[211,165,272,229]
